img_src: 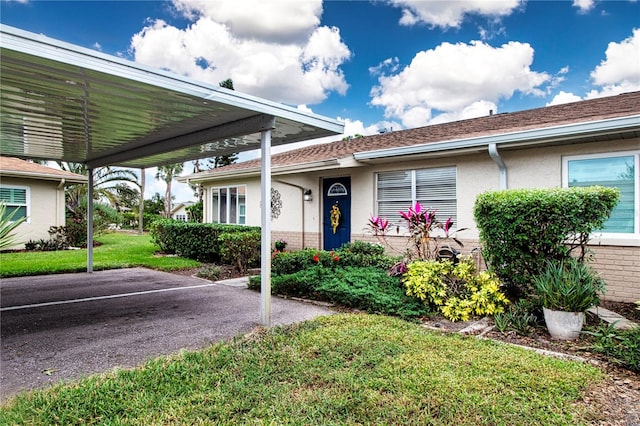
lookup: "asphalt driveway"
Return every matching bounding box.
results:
[0,268,335,402]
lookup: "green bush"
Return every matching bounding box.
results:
[219,230,261,273]
[270,243,397,276]
[474,186,619,297]
[249,266,432,319]
[403,256,509,321]
[149,220,260,263]
[315,267,431,319]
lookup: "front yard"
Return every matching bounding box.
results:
[0,314,612,425]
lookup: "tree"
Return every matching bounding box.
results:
[144,193,165,215]
[55,162,140,217]
[156,163,184,218]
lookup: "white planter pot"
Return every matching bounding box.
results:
[542,307,585,340]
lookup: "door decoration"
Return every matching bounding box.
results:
[330,202,341,234]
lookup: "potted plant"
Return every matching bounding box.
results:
[533,258,605,340]
[274,238,287,252]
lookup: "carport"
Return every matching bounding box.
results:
[0,24,344,326]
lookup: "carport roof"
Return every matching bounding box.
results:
[0,24,343,169]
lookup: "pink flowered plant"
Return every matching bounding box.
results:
[365,202,467,274]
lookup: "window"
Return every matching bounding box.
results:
[563,151,639,236]
[327,183,348,196]
[376,167,457,227]
[211,185,247,224]
[0,185,29,223]
[175,214,187,222]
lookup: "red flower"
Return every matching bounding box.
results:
[313,253,320,263]
[333,255,339,262]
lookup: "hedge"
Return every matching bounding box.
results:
[150,219,260,263]
[473,186,619,297]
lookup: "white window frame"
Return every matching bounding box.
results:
[562,150,639,244]
[0,185,30,224]
[210,185,247,225]
[375,166,457,230]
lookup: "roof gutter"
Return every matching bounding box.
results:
[180,159,341,183]
[488,143,507,189]
[0,170,87,184]
[353,115,640,162]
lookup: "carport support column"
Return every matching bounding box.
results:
[87,168,94,273]
[260,128,272,327]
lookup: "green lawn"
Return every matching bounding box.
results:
[0,314,603,425]
[0,232,199,277]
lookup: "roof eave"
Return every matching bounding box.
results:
[0,170,88,184]
[353,115,640,163]
[180,159,342,183]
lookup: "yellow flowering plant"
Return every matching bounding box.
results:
[403,256,509,321]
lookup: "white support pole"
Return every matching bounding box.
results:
[87,168,94,273]
[260,129,272,327]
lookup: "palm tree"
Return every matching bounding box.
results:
[56,162,141,216]
[156,163,184,218]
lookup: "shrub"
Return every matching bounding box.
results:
[219,230,261,273]
[195,264,223,281]
[249,266,432,319]
[270,244,397,276]
[149,220,260,263]
[474,186,619,297]
[403,256,509,321]
[315,267,431,319]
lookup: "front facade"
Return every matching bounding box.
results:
[182,92,640,302]
[0,157,87,249]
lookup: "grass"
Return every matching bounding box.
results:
[0,314,604,425]
[0,232,199,277]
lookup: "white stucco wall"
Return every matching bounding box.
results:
[2,177,66,249]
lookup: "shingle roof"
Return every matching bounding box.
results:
[189,91,640,178]
[0,156,87,182]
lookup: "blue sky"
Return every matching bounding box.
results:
[2,0,639,201]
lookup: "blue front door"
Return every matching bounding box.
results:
[323,177,351,251]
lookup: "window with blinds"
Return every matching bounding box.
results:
[0,186,29,222]
[564,151,638,235]
[376,167,457,228]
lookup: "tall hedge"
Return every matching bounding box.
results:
[150,219,260,263]
[473,186,619,297]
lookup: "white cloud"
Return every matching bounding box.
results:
[370,40,550,127]
[92,42,102,51]
[130,1,351,106]
[388,0,522,28]
[573,0,596,14]
[546,91,582,106]
[172,0,321,44]
[588,28,640,95]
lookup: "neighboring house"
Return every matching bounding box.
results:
[181,92,640,302]
[0,157,87,248]
[171,201,195,222]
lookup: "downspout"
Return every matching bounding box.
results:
[275,179,307,248]
[57,179,65,226]
[488,143,508,190]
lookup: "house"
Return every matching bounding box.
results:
[171,201,195,222]
[181,92,640,302]
[0,157,87,248]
